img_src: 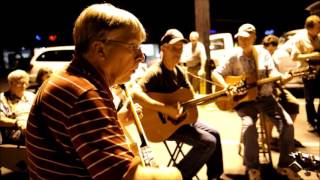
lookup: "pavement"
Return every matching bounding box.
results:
[0,88,319,179]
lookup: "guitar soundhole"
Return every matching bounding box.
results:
[158,112,167,124]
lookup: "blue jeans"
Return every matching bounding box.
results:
[235,96,294,168]
[168,121,223,179]
[303,76,320,129]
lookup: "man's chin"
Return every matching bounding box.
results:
[116,76,132,85]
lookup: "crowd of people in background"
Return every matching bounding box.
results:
[0,2,319,179]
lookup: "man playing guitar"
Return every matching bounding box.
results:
[133,29,224,180]
[211,23,299,180]
[291,15,320,134]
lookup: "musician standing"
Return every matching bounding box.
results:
[181,31,208,93]
[291,15,320,134]
[133,28,223,180]
[25,3,181,180]
[211,23,299,180]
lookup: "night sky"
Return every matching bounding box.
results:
[0,0,317,49]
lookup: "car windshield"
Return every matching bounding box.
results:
[36,50,74,61]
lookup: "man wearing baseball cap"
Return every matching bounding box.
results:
[134,28,224,180]
[234,23,256,38]
[160,28,188,45]
[212,23,300,180]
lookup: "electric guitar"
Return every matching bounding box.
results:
[140,86,243,142]
[215,66,314,111]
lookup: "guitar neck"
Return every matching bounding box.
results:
[247,76,281,88]
[120,84,149,147]
[181,89,227,108]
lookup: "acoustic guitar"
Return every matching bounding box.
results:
[140,87,234,142]
[215,66,314,111]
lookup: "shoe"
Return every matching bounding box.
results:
[293,139,305,148]
[247,168,261,180]
[309,127,320,136]
[277,167,302,180]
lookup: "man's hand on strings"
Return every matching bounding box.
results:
[280,72,293,85]
[225,82,247,97]
[161,103,184,120]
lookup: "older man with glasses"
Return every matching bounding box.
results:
[26,3,181,180]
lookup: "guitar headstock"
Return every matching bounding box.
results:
[289,151,320,175]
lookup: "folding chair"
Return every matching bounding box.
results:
[163,141,200,180]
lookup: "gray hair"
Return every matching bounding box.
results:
[73,3,146,55]
[7,69,29,83]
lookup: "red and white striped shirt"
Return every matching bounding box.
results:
[26,58,134,179]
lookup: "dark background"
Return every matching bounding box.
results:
[0,0,317,49]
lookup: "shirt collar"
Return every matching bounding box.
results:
[67,56,110,90]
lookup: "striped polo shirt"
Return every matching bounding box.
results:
[26,58,134,179]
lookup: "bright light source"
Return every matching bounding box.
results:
[210,29,217,34]
[48,34,57,42]
[35,34,42,41]
[264,29,275,35]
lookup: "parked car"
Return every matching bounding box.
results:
[28,44,160,83]
[28,45,75,83]
[209,33,234,67]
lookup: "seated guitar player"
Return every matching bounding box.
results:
[211,23,300,180]
[133,28,224,180]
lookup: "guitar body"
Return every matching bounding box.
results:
[214,67,313,111]
[215,75,258,111]
[141,88,198,142]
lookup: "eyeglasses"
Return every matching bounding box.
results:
[102,39,145,63]
[103,39,141,53]
[263,41,278,47]
[13,81,29,87]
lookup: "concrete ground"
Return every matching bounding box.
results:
[0,90,319,179]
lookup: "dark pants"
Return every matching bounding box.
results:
[303,75,320,129]
[168,121,223,179]
[235,96,294,168]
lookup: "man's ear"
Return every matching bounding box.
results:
[160,44,167,51]
[91,41,106,58]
